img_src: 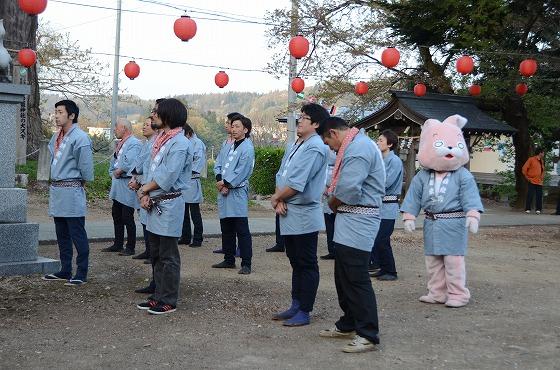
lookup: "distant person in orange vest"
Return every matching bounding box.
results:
[522,147,545,214]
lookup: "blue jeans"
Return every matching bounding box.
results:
[54,217,89,281]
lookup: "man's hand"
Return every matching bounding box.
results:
[140,195,151,210]
[220,187,229,196]
[270,194,279,209]
[128,177,140,190]
[216,180,225,192]
[137,186,147,200]
[404,220,415,233]
[275,201,287,216]
[328,196,342,213]
[113,169,123,178]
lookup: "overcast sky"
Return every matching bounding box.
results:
[41,0,293,99]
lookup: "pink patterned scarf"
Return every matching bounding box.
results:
[327,127,360,194]
[151,127,183,159]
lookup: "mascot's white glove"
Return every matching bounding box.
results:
[404,220,416,233]
[465,210,481,234]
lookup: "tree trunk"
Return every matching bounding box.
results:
[502,95,530,209]
[418,46,454,94]
[0,0,41,157]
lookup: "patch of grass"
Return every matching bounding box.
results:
[202,164,217,205]
[15,160,38,182]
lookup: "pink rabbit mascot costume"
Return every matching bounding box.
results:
[400,115,483,308]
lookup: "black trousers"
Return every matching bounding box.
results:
[181,203,204,245]
[525,182,543,211]
[220,217,252,267]
[112,200,136,249]
[142,223,151,257]
[370,219,397,275]
[274,214,285,249]
[285,232,320,313]
[334,242,380,344]
[324,213,336,256]
[148,233,181,306]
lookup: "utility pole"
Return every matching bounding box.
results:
[287,0,298,144]
[110,0,122,141]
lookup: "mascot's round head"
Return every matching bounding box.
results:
[417,114,469,172]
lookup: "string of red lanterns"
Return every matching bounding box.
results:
[355,81,369,95]
[469,84,481,96]
[289,35,310,59]
[515,83,528,96]
[414,83,426,97]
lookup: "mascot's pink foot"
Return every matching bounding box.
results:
[419,295,445,304]
[445,299,468,308]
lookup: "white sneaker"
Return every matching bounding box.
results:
[342,335,377,353]
[319,327,355,338]
[536,210,541,215]
[525,210,531,214]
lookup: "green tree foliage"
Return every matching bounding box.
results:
[250,147,285,195]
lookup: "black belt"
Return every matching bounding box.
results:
[51,180,83,188]
[424,210,465,220]
[148,192,183,215]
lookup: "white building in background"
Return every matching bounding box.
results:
[87,127,111,140]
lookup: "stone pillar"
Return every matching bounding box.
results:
[0,82,59,276]
[37,139,50,183]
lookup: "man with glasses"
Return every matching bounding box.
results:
[270,103,329,327]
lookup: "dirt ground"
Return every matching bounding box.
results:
[1,226,559,369]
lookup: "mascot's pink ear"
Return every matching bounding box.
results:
[442,114,468,129]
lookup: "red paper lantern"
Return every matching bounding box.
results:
[124,61,140,80]
[355,81,369,95]
[215,71,229,88]
[468,84,481,96]
[289,35,309,59]
[17,48,36,67]
[174,15,197,42]
[515,83,528,96]
[381,47,400,68]
[456,55,474,75]
[291,77,305,93]
[519,59,537,77]
[18,0,48,15]
[414,83,426,97]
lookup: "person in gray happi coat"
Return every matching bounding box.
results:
[370,129,403,281]
[42,100,93,286]
[135,98,192,315]
[179,124,206,248]
[212,112,240,254]
[317,117,384,353]
[212,116,255,274]
[271,103,330,327]
[103,119,142,256]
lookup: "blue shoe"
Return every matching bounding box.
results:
[272,300,300,321]
[283,310,310,327]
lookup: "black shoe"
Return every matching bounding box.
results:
[102,245,123,252]
[132,251,149,260]
[212,261,236,269]
[320,253,335,260]
[370,270,384,278]
[266,245,285,252]
[118,248,135,256]
[368,263,380,272]
[189,243,202,248]
[178,238,191,245]
[148,303,176,315]
[143,259,152,264]
[137,299,158,310]
[238,266,251,275]
[376,274,398,281]
[135,285,155,294]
